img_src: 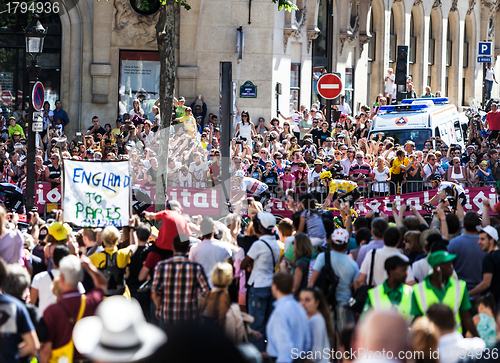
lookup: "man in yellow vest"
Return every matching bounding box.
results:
[362,256,413,322]
[410,250,479,337]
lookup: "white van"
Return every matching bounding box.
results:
[368,98,465,150]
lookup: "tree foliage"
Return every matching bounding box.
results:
[160,0,297,12]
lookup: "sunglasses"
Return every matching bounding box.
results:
[285,169,291,172]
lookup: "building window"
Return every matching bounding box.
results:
[119,51,160,120]
[409,13,416,64]
[345,68,354,110]
[368,11,375,62]
[290,63,300,113]
[428,18,434,65]
[463,21,469,68]
[130,0,160,15]
[446,25,452,67]
[389,11,396,63]
[0,8,62,116]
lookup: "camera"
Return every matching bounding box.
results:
[269,134,276,141]
[240,137,247,141]
[76,132,82,137]
[235,140,242,145]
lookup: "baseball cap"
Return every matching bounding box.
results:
[38,225,49,241]
[467,145,475,149]
[332,228,349,245]
[13,131,21,136]
[256,211,276,230]
[314,159,323,165]
[388,68,393,72]
[179,96,185,101]
[384,256,410,272]
[481,160,488,166]
[477,225,499,241]
[48,222,68,241]
[427,250,456,268]
[9,116,15,120]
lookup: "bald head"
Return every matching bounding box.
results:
[354,311,408,357]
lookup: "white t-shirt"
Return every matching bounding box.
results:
[241,177,269,196]
[309,313,331,363]
[437,181,465,196]
[486,67,495,82]
[359,246,414,286]
[189,161,209,187]
[384,73,395,93]
[189,239,232,288]
[291,113,301,133]
[178,172,193,187]
[438,332,485,363]
[31,269,86,314]
[246,235,281,288]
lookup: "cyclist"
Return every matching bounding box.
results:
[0,182,25,213]
[229,170,271,206]
[427,173,466,209]
[320,171,360,209]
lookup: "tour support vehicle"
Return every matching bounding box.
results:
[368,98,465,150]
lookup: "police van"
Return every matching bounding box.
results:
[368,98,465,150]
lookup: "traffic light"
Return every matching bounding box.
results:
[396,45,408,103]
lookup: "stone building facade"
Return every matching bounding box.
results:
[0,0,497,136]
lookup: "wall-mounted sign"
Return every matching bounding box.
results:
[240,80,257,98]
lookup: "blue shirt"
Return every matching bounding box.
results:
[448,233,487,291]
[313,251,359,302]
[0,293,35,363]
[356,239,385,268]
[266,295,311,363]
[53,108,70,126]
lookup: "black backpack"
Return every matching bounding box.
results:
[98,252,126,296]
[313,251,339,307]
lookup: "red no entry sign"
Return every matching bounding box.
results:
[317,73,343,99]
[1,90,12,104]
[32,81,45,111]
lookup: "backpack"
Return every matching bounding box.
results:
[297,253,318,284]
[313,251,339,307]
[98,252,126,296]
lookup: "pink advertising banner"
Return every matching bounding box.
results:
[35,183,498,218]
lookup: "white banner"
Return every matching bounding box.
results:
[63,160,131,227]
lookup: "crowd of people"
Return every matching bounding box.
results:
[1,184,500,362]
[2,90,500,363]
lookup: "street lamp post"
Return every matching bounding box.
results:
[24,16,47,211]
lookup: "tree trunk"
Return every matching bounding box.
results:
[155,0,176,211]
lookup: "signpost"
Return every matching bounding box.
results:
[317,73,343,100]
[239,80,257,98]
[32,111,43,132]
[1,90,12,104]
[32,81,44,111]
[478,41,492,63]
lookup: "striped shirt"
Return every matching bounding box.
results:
[152,254,210,325]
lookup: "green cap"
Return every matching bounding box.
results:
[427,250,456,268]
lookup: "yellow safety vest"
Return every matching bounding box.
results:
[413,278,466,332]
[368,284,412,322]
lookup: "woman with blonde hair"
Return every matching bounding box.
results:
[409,317,439,363]
[205,262,261,343]
[89,219,138,297]
[292,233,315,296]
